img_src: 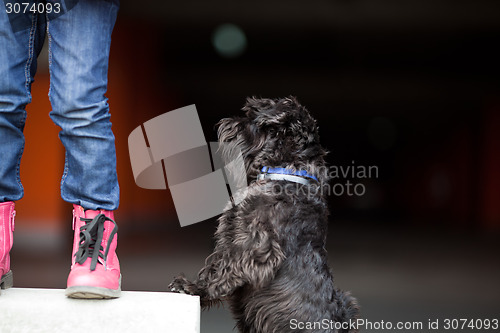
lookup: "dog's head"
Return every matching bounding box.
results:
[217,96,329,185]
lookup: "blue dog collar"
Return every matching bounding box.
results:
[258,166,319,185]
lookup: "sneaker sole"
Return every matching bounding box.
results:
[0,270,13,294]
[65,275,121,299]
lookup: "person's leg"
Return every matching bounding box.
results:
[0,7,46,203]
[0,3,46,293]
[46,0,121,298]
[47,0,120,211]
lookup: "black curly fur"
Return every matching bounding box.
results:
[168,97,359,333]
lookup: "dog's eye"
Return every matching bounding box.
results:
[268,128,276,136]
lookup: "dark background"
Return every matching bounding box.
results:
[12,0,500,332]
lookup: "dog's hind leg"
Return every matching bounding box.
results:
[334,288,360,333]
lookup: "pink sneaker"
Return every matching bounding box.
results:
[66,204,121,299]
[0,201,15,295]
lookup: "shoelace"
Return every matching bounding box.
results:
[74,213,118,271]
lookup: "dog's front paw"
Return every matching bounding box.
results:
[168,275,199,296]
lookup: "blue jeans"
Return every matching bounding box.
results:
[0,0,120,210]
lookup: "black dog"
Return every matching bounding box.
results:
[169,97,359,333]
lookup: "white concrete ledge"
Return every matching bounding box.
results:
[0,288,200,333]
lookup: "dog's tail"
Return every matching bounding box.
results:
[335,288,360,333]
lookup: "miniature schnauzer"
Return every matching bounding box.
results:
[169,97,359,333]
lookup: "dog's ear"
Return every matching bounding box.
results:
[216,117,243,143]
